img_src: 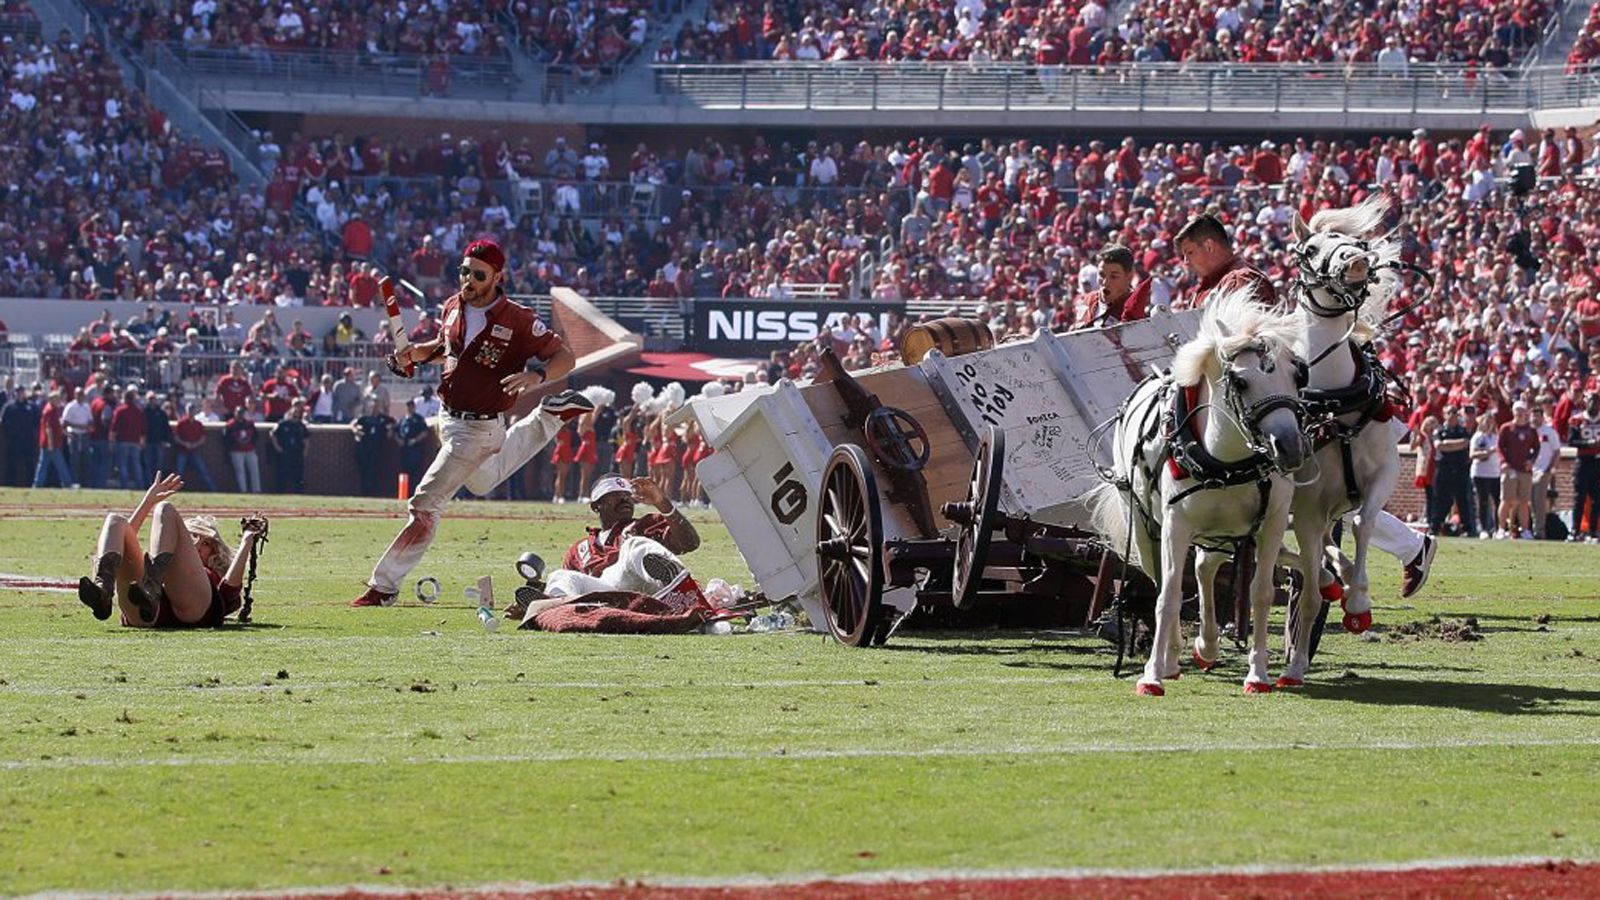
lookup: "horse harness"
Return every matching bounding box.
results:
[1300,336,1404,510]
[1117,371,1285,555]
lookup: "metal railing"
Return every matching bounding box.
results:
[154,43,519,100]
[23,345,438,395]
[652,61,1600,115]
[0,12,40,41]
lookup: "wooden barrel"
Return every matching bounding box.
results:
[899,317,995,366]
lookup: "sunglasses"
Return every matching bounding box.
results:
[458,265,490,282]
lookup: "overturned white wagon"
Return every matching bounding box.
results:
[677,309,1206,645]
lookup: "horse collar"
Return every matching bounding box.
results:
[1162,380,1272,493]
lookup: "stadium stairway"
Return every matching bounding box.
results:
[19,0,80,42]
[1528,0,1595,66]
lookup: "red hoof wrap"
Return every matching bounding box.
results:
[1320,580,1345,602]
[1243,680,1273,694]
[1343,610,1372,633]
[1274,676,1304,689]
[1135,681,1165,697]
[1192,649,1219,672]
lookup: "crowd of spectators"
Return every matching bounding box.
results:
[1115,0,1548,68]
[658,0,1549,68]
[93,0,511,58]
[1567,0,1600,71]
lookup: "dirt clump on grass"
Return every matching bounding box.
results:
[1388,615,1482,643]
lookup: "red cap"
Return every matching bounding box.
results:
[464,239,506,273]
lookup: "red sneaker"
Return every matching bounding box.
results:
[350,587,398,608]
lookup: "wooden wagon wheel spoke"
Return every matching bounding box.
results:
[951,425,1005,611]
[814,444,886,648]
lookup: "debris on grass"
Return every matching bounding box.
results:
[1535,613,1553,625]
[115,709,133,724]
[1388,615,1482,643]
[410,681,435,693]
[276,669,289,680]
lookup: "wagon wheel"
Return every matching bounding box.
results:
[863,406,931,472]
[815,444,886,647]
[950,425,1004,610]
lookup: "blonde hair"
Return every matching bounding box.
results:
[184,515,233,577]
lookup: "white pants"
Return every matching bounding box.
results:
[463,408,563,497]
[1349,418,1424,564]
[369,416,507,593]
[229,451,261,494]
[545,537,682,597]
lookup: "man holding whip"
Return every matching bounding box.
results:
[351,240,592,607]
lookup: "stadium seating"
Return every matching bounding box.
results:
[90,0,510,57]
[664,0,1550,66]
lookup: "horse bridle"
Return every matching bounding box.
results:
[1293,232,1437,369]
[1218,340,1305,467]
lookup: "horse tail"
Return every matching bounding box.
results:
[1086,480,1133,565]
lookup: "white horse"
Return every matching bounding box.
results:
[1278,196,1434,686]
[1088,287,1310,695]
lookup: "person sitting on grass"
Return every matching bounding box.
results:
[78,472,266,628]
[516,475,702,616]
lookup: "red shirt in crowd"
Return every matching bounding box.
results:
[223,418,257,453]
[38,402,64,450]
[174,415,207,449]
[260,377,300,420]
[216,374,253,415]
[562,513,677,576]
[437,289,563,415]
[110,402,147,443]
[88,396,112,441]
[1497,422,1539,472]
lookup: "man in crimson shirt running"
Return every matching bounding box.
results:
[350,240,590,607]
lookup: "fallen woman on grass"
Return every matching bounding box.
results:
[78,472,265,628]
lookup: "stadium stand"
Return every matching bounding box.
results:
[662,0,1552,67]
[90,0,511,57]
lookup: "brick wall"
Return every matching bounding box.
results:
[1352,449,1578,525]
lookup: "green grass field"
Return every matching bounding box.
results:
[1,487,1598,896]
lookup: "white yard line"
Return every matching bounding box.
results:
[15,855,1598,900]
[5,734,1600,772]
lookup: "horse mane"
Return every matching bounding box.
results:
[1170,284,1302,388]
[1305,194,1399,341]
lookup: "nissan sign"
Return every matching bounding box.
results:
[692,299,902,355]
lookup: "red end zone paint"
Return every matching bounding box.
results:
[0,574,75,592]
[270,861,1599,900]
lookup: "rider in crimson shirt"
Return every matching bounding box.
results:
[1172,214,1277,310]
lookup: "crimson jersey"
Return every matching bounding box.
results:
[562,514,677,576]
[437,290,562,415]
[1175,256,1277,310]
[1568,413,1600,457]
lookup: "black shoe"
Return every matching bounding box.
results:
[77,552,120,621]
[641,552,683,584]
[540,390,595,422]
[508,584,547,620]
[125,580,156,623]
[138,552,174,611]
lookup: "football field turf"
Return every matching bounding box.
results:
[1,487,1598,896]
